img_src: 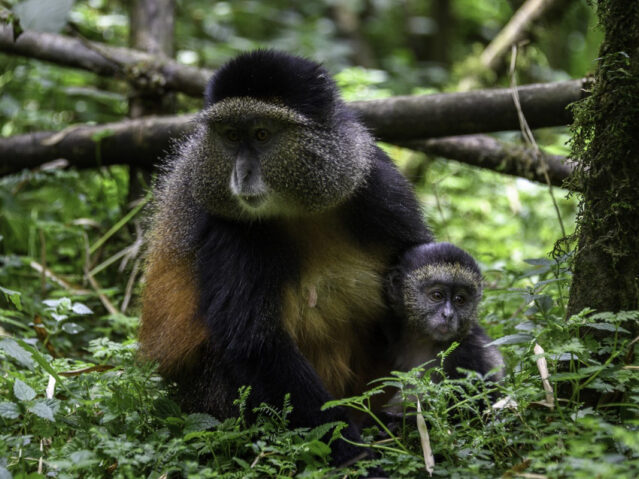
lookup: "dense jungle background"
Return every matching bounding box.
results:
[0,0,637,478]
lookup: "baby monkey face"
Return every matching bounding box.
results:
[403,266,481,343]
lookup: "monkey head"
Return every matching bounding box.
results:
[180,50,376,220]
[389,242,483,343]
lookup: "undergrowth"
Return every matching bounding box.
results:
[1,167,637,478]
[1,242,638,478]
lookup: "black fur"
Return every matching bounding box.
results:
[204,50,339,122]
[347,147,433,250]
[442,325,500,379]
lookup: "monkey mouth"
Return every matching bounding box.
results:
[238,193,268,208]
[435,324,450,336]
[430,323,456,341]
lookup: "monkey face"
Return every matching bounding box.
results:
[402,265,481,343]
[187,98,374,220]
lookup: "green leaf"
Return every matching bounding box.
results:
[68,450,98,468]
[485,333,534,346]
[28,400,55,421]
[61,322,84,334]
[0,401,21,419]
[0,338,34,368]
[15,339,67,391]
[184,413,220,434]
[13,378,36,402]
[549,371,591,382]
[154,397,181,418]
[0,285,22,311]
[71,302,93,315]
[232,457,250,469]
[524,258,553,266]
[586,323,630,334]
[13,0,74,33]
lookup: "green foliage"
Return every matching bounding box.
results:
[0,338,341,478]
[1,254,637,477]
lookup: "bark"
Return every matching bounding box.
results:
[403,135,574,188]
[0,115,193,174]
[127,0,175,198]
[0,24,211,97]
[350,78,588,141]
[566,0,639,316]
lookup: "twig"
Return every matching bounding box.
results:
[403,134,574,189]
[120,258,141,314]
[29,261,90,295]
[59,364,114,376]
[533,343,555,409]
[0,24,213,97]
[0,79,590,177]
[416,398,435,476]
[509,45,567,237]
[250,451,266,468]
[89,192,151,255]
[481,0,561,71]
[82,233,119,316]
[33,315,59,358]
[85,273,119,316]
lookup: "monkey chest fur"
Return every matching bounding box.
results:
[281,215,391,398]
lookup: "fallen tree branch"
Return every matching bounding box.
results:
[0,24,212,97]
[0,117,574,188]
[0,115,193,174]
[401,135,575,188]
[351,78,588,141]
[0,77,589,176]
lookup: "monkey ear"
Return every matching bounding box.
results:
[203,78,216,108]
[385,268,404,312]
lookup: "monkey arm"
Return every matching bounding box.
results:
[176,212,371,466]
[191,334,369,467]
[443,325,504,381]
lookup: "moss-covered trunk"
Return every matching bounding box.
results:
[566,0,639,318]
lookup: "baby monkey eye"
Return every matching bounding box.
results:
[429,290,444,302]
[255,128,271,142]
[453,295,466,305]
[226,130,240,142]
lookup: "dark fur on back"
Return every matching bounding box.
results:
[204,50,338,122]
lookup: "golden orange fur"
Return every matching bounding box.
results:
[139,247,208,376]
[280,213,391,398]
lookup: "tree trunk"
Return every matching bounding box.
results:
[128,0,175,198]
[566,0,639,317]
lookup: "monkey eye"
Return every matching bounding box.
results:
[453,295,466,305]
[255,128,271,142]
[429,290,444,302]
[226,130,241,142]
